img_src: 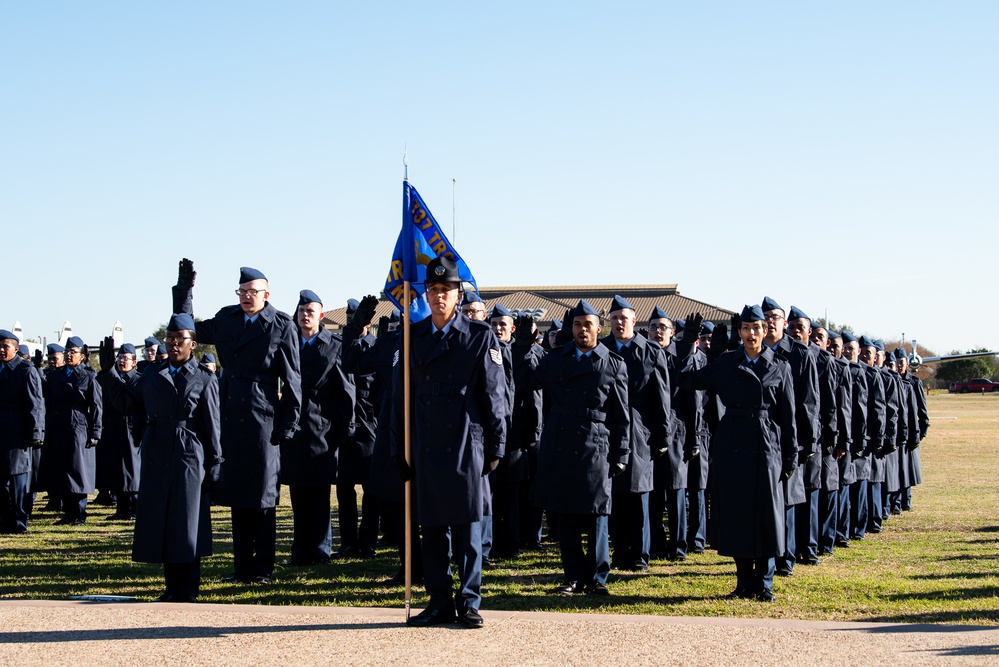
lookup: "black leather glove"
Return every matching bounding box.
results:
[482,457,500,477]
[32,349,43,369]
[798,450,815,465]
[780,461,795,482]
[98,335,115,371]
[728,313,741,351]
[352,294,379,330]
[177,258,197,290]
[554,309,574,346]
[514,315,536,346]
[32,440,44,450]
[392,455,413,482]
[270,432,290,446]
[683,446,700,463]
[87,438,99,449]
[376,316,390,337]
[609,462,626,478]
[710,324,728,359]
[680,312,702,344]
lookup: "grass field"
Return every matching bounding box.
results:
[2,392,997,625]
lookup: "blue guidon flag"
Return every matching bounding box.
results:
[384,181,478,321]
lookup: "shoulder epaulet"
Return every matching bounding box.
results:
[274,309,294,323]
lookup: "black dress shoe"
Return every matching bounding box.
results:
[630,560,649,572]
[868,527,882,534]
[407,607,456,626]
[586,582,611,596]
[457,608,484,628]
[71,517,87,526]
[818,548,833,557]
[690,546,705,555]
[775,567,793,577]
[834,538,850,548]
[803,555,820,565]
[552,581,582,595]
[726,587,752,599]
[221,575,253,584]
[252,576,271,584]
[756,589,776,602]
[155,594,175,602]
[333,545,355,558]
[669,552,687,562]
[53,516,72,526]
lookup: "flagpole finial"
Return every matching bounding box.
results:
[403,144,408,182]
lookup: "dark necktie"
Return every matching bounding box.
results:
[433,330,444,345]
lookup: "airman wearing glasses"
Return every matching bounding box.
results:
[172,260,302,585]
[460,292,488,321]
[760,296,819,580]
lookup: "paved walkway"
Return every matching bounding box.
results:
[2,600,998,665]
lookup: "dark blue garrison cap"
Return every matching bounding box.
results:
[609,295,635,313]
[0,330,18,342]
[827,330,841,339]
[144,337,160,348]
[168,313,196,332]
[490,303,513,320]
[461,291,484,306]
[549,319,562,331]
[761,296,783,313]
[893,348,907,360]
[119,343,137,356]
[239,267,267,283]
[157,344,167,355]
[858,335,876,348]
[18,344,29,356]
[47,343,64,354]
[675,318,686,331]
[201,353,216,364]
[788,306,810,321]
[346,298,359,314]
[841,331,857,344]
[699,321,715,335]
[873,339,885,352]
[389,309,401,323]
[66,336,85,349]
[299,290,322,307]
[649,306,671,322]
[741,304,766,322]
[572,300,599,318]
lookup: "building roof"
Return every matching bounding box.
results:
[322,284,735,329]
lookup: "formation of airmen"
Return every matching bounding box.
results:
[0,257,930,624]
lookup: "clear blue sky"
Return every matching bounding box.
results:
[2,2,996,355]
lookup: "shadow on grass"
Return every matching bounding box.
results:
[0,622,401,645]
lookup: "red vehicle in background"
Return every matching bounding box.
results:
[948,378,999,393]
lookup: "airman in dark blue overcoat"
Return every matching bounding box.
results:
[391,256,507,629]
[787,309,838,567]
[0,330,44,534]
[334,298,380,559]
[678,307,797,602]
[45,336,102,526]
[530,300,631,596]
[98,342,144,520]
[172,260,302,583]
[761,298,818,578]
[101,314,223,601]
[853,337,886,540]
[279,290,355,565]
[601,296,670,571]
